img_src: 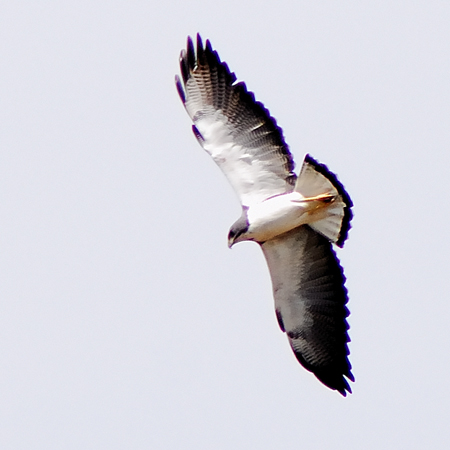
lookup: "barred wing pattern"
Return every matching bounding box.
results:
[262,226,353,395]
[176,34,297,207]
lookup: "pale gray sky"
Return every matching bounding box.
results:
[1,1,450,449]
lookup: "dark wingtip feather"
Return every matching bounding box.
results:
[175,75,185,103]
[294,348,354,396]
[320,359,354,396]
[187,36,195,70]
[348,370,355,382]
[179,49,189,84]
[192,124,204,145]
[184,34,239,87]
[179,35,199,87]
[205,38,212,53]
[196,33,204,63]
[315,364,354,396]
[196,32,203,47]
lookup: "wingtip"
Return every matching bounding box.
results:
[179,50,189,84]
[176,34,241,98]
[178,34,201,91]
[205,37,212,52]
[337,382,351,397]
[196,32,203,47]
[196,33,204,62]
[187,35,195,69]
[292,345,354,396]
[175,75,186,103]
[315,369,354,396]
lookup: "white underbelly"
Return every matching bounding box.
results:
[246,192,312,242]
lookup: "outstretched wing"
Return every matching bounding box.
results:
[261,225,353,395]
[176,34,297,207]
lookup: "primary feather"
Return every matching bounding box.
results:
[176,34,296,207]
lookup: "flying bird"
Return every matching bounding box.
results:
[175,35,354,396]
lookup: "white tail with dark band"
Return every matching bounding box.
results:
[295,155,353,247]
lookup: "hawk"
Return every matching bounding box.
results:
[176,35,354,395]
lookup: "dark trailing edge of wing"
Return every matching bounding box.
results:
[292,231,353,396]
[304,154,353,247]
[266,226,353,396]
[176,34,296,183]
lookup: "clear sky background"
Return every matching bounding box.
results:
[1,1,449,449]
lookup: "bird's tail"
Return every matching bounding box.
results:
[294,155,353,247]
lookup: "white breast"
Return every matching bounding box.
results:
[245,192,310,242]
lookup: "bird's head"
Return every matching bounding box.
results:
[228,210,250,248]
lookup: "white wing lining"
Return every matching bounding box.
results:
[176,34,297,207]
[261,225,353,395]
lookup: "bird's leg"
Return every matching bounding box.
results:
[303,193,336,203]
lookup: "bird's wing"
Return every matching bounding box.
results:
[176,34,297,207]
[261,225,353,395]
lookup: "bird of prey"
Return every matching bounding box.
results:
[175,35,354,396]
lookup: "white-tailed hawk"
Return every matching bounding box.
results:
[176,35,354,396]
